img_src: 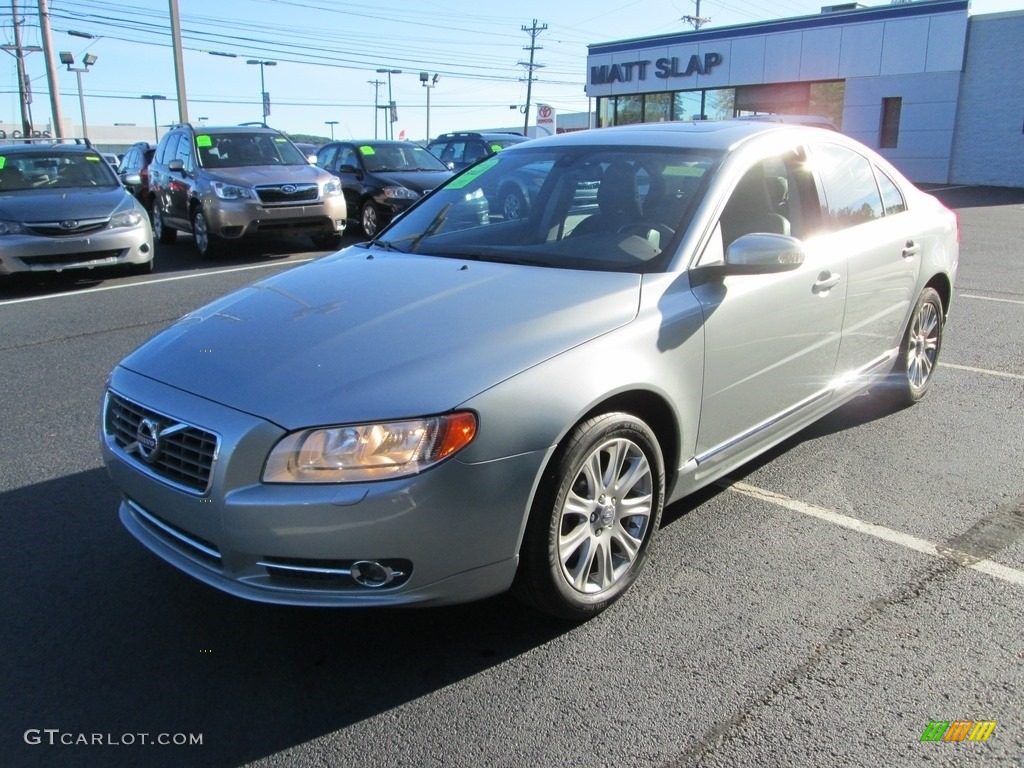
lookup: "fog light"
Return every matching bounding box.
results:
[351,560,395,588]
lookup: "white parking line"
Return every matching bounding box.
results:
[960,294,1024,306]
[0,259,315,307]
[724,481,1024,588]
[942,363,1024,381]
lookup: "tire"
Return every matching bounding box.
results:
[514,412,665,620]
[500,188,527,221]
[191,207,222,259]
[311,233,343,250]
[360,201,381,238]
[887,286,944,406]
[151,205,177,244]
[127,258,154,276]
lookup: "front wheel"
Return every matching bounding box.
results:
[360,202,381,238]
[887,286,944,406]
[514,413,665,620]
[500,188,527,221]
[191,207,223,259]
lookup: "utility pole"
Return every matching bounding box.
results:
[682,0,710,30]
[368,78,384,139]
[37,0,66,138]
[167,0,189,123]
[518,19,547,136]
[7,0,35,137]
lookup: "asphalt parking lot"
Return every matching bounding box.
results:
[1,186,1022,768]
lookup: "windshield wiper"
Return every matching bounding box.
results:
[407,203,451,253]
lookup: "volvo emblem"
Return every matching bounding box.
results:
[280,184,297,194]
[135,418,162,463]
[58,220,79,230]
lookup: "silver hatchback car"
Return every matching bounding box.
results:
[101,121,958,619]
[0,140,154,277]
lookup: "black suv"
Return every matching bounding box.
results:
[426,132,529,171]
[147,123,347,257]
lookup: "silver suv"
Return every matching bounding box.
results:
[148,124,346,257]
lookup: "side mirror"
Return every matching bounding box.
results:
[122,172,142,187]
[690,233,804,286]
[167,159,184,174]
[307,154,318,164]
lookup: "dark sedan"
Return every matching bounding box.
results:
[315,140,452,237]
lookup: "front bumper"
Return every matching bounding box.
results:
[100,366,543,607]
[203,195,347,240]
[0,224,153,275]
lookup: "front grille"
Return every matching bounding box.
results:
[255,184,319,204]
[27,218,108,237]
[105,392,219,494]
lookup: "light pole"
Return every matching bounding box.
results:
[140,94,167,142]
[324,120,339,140]
[376,68,401,140]
[247,59,277,123]
[419,72,439,143]
[59,51,97,140]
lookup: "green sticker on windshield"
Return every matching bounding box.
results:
[446,156,499,189]
[490,144,502,152]
[274,137,286,143]
[196,135,212,147]
[0,157,5,170]
[87,156,101,162]
[359,145,376,155]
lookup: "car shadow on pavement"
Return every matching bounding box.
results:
[661,387,908,529]
[2,467,575,768]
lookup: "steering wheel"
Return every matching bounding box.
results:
[617,221,675,241]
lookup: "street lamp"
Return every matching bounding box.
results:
[59,51,97,141]
[376,68,401,140]
[419,72,439,143]
[246,59,277,123]
[324,120,339,140]
[140,94,167,142]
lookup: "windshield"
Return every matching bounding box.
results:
[357,143,449,173]
[373,145,721,273]
[195,132,308,168]
[0,151,119,191]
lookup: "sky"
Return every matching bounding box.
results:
[3,0,1023,143]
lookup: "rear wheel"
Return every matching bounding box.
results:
[514,413,664,620]
[151,205,177,244]
[887,286,944,406]
[191,207,223,259]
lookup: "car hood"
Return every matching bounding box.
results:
[373,170,452,194]
[120,249,641,429]
[0,186,131,220]
[203,164,329,187]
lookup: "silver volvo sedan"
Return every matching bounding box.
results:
[100,121,959,620]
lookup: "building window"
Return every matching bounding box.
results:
[880,97,902,149]
[644,93,671,122]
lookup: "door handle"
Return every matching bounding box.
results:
[902,240,921,259]
[813,271,841,293]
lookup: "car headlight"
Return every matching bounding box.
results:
[109,209,144,228]
[211,181,254,200]
[263,411,477,483]
[0,219,26,235]
[323,177,342,197]
[381,185,419,200]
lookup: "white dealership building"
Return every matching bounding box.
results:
[586,0,1024,187]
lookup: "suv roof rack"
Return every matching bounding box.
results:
[434,131,526,139]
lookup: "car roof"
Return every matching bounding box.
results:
[510,120,835,152]
[0,140,99,154]
[430,132,528,142]
[177,124,284,136]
